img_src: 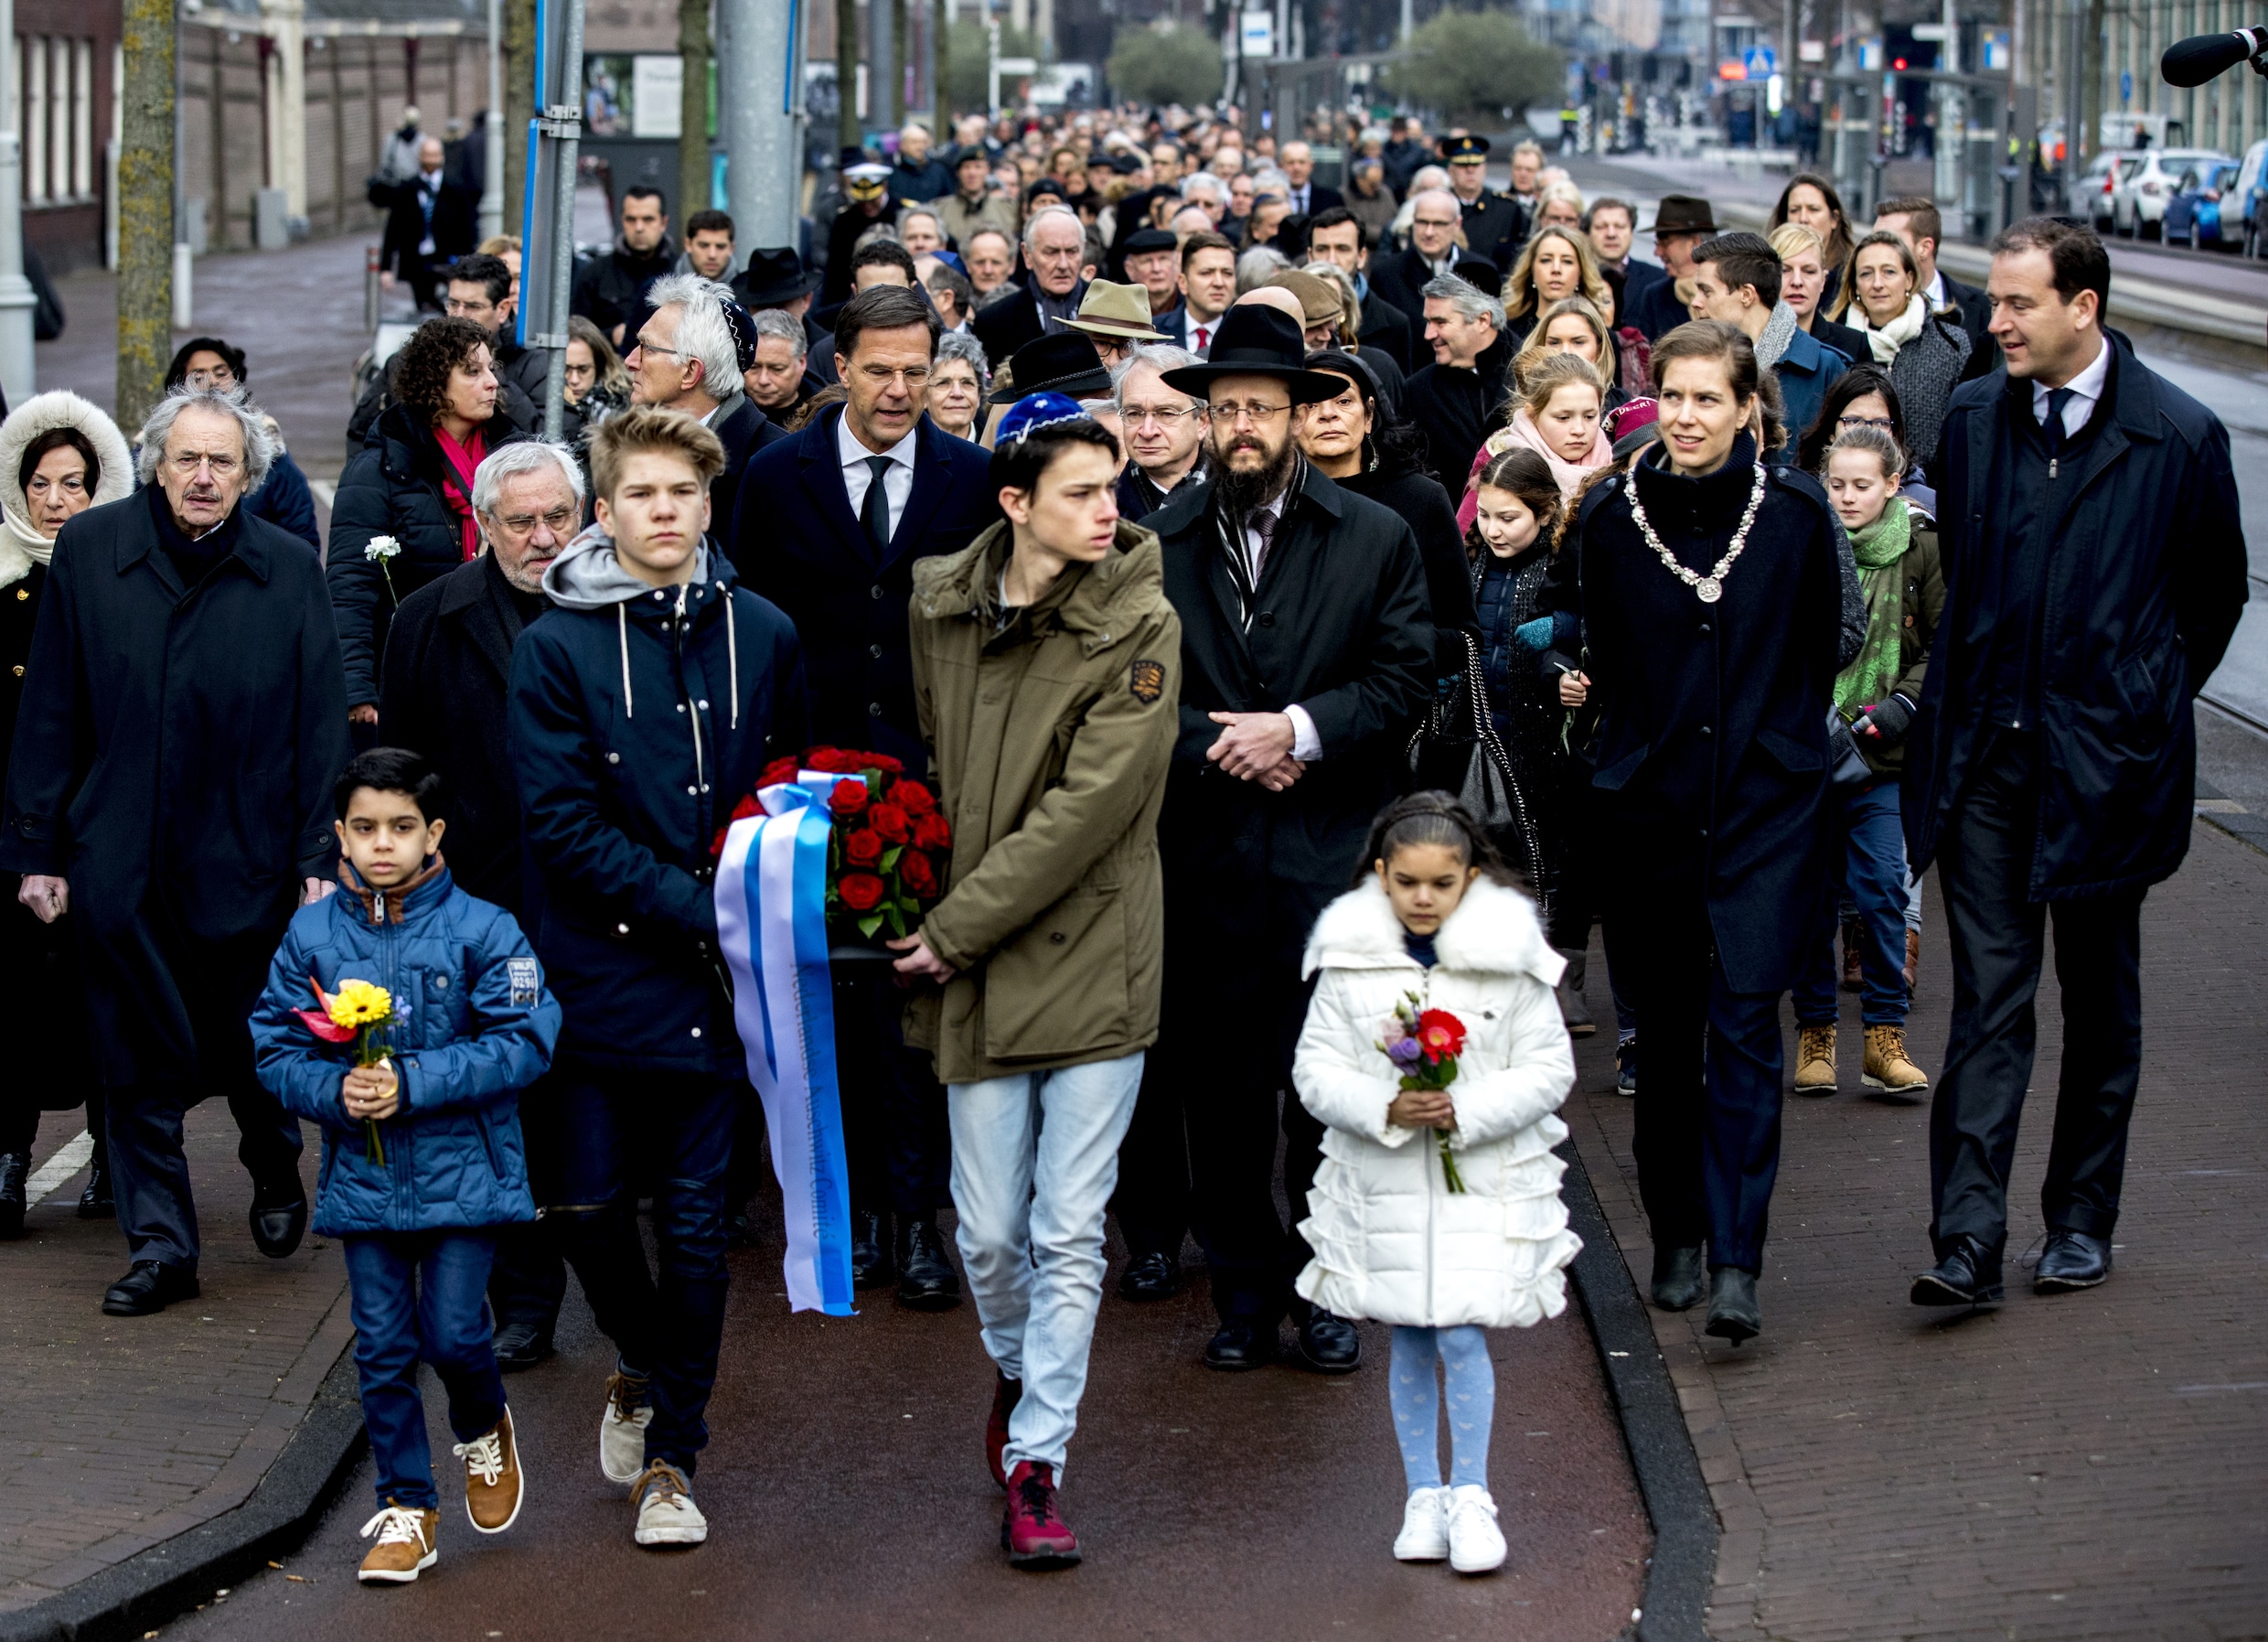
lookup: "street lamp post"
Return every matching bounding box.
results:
[481,0,505,241]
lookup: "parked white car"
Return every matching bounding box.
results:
[2067,149,2136,230]
[2113,148,2235,238]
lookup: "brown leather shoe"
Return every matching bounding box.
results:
[1792,1025,1837,1095]
[1862,1025,1929,1100]
[455,1406,524,1534]
[358,1499,439,1583]
[1903,927,1920,993]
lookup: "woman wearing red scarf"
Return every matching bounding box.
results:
[330,315,535,724]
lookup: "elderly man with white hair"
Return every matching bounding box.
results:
[1367,185,1467,328]
[972,203,1090,366]
[378,439,584,1366]
[626,272,786,545]
[3,387,351,1317]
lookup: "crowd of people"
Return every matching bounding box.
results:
[0,97,2248,1594]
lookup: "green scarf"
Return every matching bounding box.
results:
[1834,497,1912,717]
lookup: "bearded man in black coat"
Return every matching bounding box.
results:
[3,390,351,1315]
[1139,307,1434,1373]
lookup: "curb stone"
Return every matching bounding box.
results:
[0,1345,366,1642]
[1559,1139,1718,1642]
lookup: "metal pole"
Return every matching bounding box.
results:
[0,0,38,403]
[723,0,801,244]
[481,0,505,240]
[542,0,584,441]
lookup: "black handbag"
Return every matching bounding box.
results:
[1406,629,1550,920]
[1826,703,1874,789]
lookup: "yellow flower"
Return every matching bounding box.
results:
[326,978,393,1030]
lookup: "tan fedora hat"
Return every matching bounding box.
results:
[1262,269,1345,331]
[1059,279,1170,342]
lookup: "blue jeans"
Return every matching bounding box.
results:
[949,1052,1143,1479]
[342,1230,507,1509]
[552,1069,735,1476]
[1793,779,1911,1027]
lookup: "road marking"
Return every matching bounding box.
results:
[24,1129,92,1207]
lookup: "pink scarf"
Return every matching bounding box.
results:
[433,424,488,562]
[1456,408,1612,533]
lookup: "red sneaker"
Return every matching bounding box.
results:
[1000,1461,1080,1569]
[986,1373,1022,1489]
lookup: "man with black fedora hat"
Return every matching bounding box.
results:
[1135,305,1435,1371]
[1120,227,1185,322]
[1625,195,1717,341]
[736,247,839,384]
[1440,134,1528,267]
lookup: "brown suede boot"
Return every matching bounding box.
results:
[1904,928,1920,993]
[1793,1025,1838,1095]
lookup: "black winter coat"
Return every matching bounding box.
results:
[1364,247,1446,340]
[970,282,1086,370]
[708,395,790,550]
[1336,462,1478,681]
[1577,438,1846,993]
[329,403,534,708]
[508,553,810,1073]
[0,488,350,946]
[380,552,546,913]
[1356,293,1417,376]
[1148,464,1434,972]
[1404,332,1514,497]
[570,237,677,343]
[1903,344,2248,899]
[731,406,999,775]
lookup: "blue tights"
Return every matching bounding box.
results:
[1388,1325,1495,1493]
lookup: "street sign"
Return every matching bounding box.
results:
[1744,45,1776,79]
[1240,11,1274,59]
[995,56,1037,74]
[2121,69,2134,104]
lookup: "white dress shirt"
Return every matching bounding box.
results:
[838,413,918,540]
[1182,311,1222,357]
[2033,336,2111,438]
[1238,487,1322,763]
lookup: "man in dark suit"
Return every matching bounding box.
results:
[1873,195,2000,381]
[1904,219,2247,1308]
[624,274,787,548]
[1143,307,1434,1372]
[971,205,1089,367]
[379,440,578,1367]
[1404,271,1514,489]
[1307,208,1416,374]
[732,285,1001,1308]
[1277,141,1343,217]
[1439,134,1528,265]
[373,135,476,311]
[1364,187,1465,331]
[1625,195,1718,342]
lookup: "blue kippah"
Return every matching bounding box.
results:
[996,391,1090,446]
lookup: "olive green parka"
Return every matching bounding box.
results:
[904,517,1182,1085]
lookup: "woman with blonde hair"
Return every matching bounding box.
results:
[1767,222,1867,365]
[1531,180,1586,233]
[1455,350,1613,533]
[1513,295,1629,416]
[1502,225,1610,349]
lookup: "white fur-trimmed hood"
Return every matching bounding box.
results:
[1301,874,1564,989]
[0,391,134,584]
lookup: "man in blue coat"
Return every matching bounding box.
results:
[730,285,999,1307]
[1688,232,1848,460]
[508,407,809,1550]
[1904,219,2248,1307]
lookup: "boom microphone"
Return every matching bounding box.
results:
[2161,26,2268,87]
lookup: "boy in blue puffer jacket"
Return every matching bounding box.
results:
[251,748,562,1589]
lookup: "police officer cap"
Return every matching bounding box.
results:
[1439,134,1492,161]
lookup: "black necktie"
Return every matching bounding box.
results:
[2041,387,2075,460]
[860,455,893,554]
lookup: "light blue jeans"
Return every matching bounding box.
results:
[948,1051,1144,1479]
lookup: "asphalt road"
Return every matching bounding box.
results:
[147,1207,1650,1642]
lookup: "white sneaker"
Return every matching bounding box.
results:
[1393,1485,1450,1561]
[1446,1484,1507,1573]
[630,1461,709,1547]
[599,1369,654,1485]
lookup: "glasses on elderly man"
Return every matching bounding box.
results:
[497,504,580,535]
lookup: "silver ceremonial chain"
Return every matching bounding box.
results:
[1626,462,1767,605]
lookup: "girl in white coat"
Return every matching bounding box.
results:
[1293,794,1579,1574]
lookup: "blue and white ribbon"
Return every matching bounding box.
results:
[714,776,857,1315]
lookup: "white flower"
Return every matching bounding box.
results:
[365,535,401,562]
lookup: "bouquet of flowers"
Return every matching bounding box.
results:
[295,976,397,1162]
[1378,993,1471,1192]
[712,746,954,943]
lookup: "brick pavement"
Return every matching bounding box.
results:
[0,1110,346,1614]
[1565,819,2268,1641]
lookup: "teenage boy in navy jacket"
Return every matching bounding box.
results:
[251,748,562,1587]
[508,406,809,1550]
